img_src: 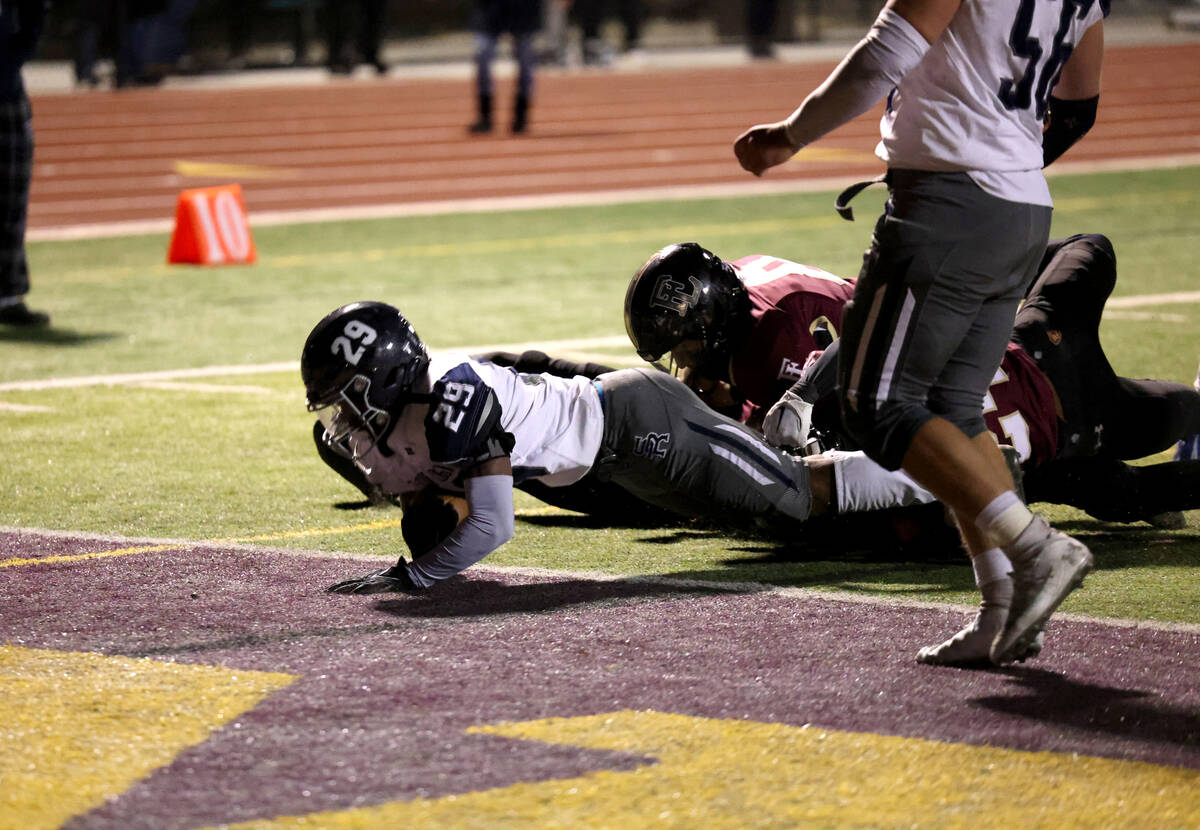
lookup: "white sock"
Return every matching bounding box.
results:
[971,547,1013,589]
[831,450,937,513]
[974,491,1033,549]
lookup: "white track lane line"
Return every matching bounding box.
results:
[26,153,1200,242]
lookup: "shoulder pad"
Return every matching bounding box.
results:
[425,363,514,464]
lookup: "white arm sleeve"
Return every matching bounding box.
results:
[830,450,937,513]
[784,7,930,149]
[405,474,515,588]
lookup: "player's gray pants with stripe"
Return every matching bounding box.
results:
[592,368,812,523]
[837,170,1052,470]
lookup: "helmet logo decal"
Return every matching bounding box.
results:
[650,274,703,317]
[330,319,378,366]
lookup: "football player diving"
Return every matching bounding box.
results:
[302,301,939,595]
[625,235,1200,665]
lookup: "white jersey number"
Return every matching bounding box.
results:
[982,366,1033,462]
[432,381,476,433]
[330,319,377,366]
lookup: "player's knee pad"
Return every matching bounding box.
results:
[927,388,989,443]
[839,397,934,472]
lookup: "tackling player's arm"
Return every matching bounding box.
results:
[1043,21,1104,166]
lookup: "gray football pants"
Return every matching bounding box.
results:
[837,170,1053,470]
[592,368,813,523]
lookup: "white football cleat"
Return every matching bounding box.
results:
[918,606,1044,667]
[992,517,1092,665]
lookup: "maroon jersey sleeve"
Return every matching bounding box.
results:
[727,256,856,423]
[984,343,1060,469]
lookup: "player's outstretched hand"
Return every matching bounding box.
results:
[733,122,797,177]
[763,391,817,454]
[326,561,420,594]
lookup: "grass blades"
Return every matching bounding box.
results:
[3,167,1198,623]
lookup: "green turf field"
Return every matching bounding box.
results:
[3,167,1197,622]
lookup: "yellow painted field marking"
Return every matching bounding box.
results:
[0,646,296,830]
[786,146,874,164]
[220,518,404,545]
[173,160,300,180]
[211,710,1199,829]
[0,519,405,569]
[0,542,183,569]
[55,215,846,283]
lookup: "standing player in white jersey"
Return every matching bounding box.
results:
[302,302,938,595]
[734,0,1108,665]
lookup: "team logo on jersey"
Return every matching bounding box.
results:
[777,357,804,382]
[1047,329,1063,345]
[634,432,671,460]
[651,274,703,317]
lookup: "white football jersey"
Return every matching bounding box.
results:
[355,353,604,497]
[877,0,1108,205]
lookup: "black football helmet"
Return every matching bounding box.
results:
[301,302,430,456]
[623,242,751,373]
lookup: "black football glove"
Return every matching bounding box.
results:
[326,561,421,595]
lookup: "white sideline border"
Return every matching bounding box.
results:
[3,524,1197,636]
[26,153,1200,243]
[0,335,634,393]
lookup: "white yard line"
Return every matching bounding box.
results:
[131,381,276,394]
[4,286,1199,397]
[1101,311,1190,322]
[0,335,632,392]
[0,402,53,412]
[2,524,1196,635]
[26,153,1200,243]
[1107,291,1200,308]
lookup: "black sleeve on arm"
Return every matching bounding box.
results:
[1042,95,1099,167]
[789,340,841,404]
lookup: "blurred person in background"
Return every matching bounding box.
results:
[540,0,570,66]
[576,0,641,66]
[1,0,49,326]
[746,0,779,59]
[326,0,389,75]
[73,0,167,88]
[141,0,199,80]
[469,0,542,134]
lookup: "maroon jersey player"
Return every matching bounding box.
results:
[624,243,854,428]
[982,343,1059,472]
[775,234,1200,527]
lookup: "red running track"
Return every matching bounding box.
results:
[26,42,1200,231]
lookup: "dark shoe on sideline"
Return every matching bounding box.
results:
[469,93,494,134]
[0,302,50,327]
[511,94,529,134]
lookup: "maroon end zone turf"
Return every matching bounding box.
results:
[0,530,1196,830]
